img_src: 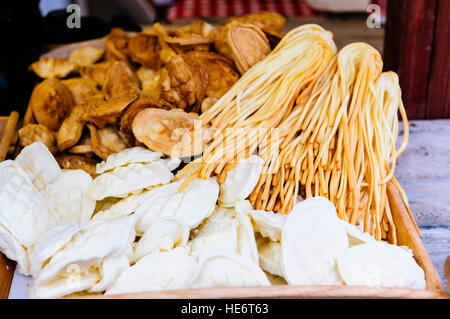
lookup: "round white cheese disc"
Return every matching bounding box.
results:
[191,251,270,288]
[281,197,349,285]
[336,241,426,289]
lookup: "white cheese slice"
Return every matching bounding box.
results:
[235,209,259,265]
[30,269,101,299]
[189,207,239,261]
[96,147,163,174]
[0,160,57,249]
[160,157,182,171]
[30,215,137,298]
[336,241,426,289]
[281,197,348,285]
[338,219,376,246]
[90,243,134,293]
[235,200,286,241]
[134,216,190,262]
[92,189,156,221]
[0,223,29,275]
[28,224,81,277]
[88,161,174,200]
[190,251,270,288]
[42,169,95,225]
[106,248,197,295]
[218,155,263,207]
[189,206,258,264]
[256,237,283,277]
[135,178,219,234]
[15,142,61,191]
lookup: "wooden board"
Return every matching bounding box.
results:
[0,112,20,299]
[386,182,444,293]
[78,285,447,299]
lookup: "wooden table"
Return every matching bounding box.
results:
[396,119,450,291]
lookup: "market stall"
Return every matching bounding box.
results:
[0,0,448,300]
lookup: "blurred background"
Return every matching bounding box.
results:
[0,0,448,120]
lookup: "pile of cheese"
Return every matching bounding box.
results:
[0,142,425,298]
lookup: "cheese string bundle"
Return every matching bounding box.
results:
[177,24,412,243]
[177,25,336,178]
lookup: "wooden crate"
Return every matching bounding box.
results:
[0,38,448,299]
[81,182,447,299]
[1,109,448,299]
[0,176,446,298]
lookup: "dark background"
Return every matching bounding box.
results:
[0,0,144,117]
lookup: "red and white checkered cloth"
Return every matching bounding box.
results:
[167,0,321,20]
[166,0,386,21]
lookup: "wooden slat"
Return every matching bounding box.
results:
[0,112,20,299]
[0,111,19,161]
[426,0,450,118]
[383,0,436,119]
[76,285,448,300]
[444,256,450,292]
[0,117,8,142]
[0,255,15,299]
